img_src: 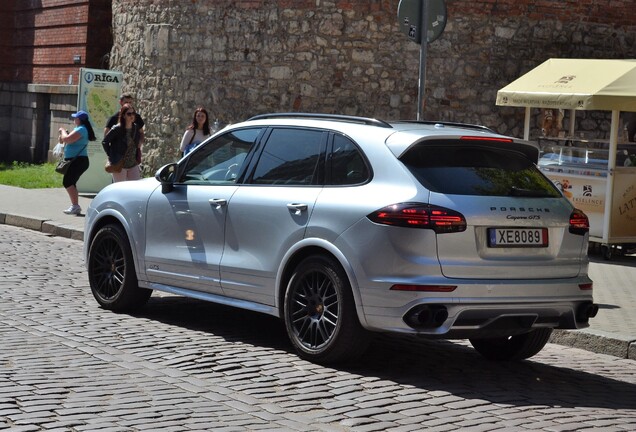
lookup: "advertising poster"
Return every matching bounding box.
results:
[76,68,123,194]
[543,172,606,238]
[610,171,636,238]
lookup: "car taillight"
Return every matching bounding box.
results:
[367,203,467,233]
[569,209,589,235]
[460,136,513,143]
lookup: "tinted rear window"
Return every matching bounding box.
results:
[401,144,561,197]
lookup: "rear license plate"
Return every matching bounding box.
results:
[488,228,548,247]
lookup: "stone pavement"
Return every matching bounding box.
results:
[3,225,635,431]
[0,184,634,360]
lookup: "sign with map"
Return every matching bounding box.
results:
[76,68,123,193]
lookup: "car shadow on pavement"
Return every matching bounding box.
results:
[597,303,620,310]
[354,335,636,411]
[131,295,636,412]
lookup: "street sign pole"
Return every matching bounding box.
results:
[398,0,446,121]
[417,2,429,121]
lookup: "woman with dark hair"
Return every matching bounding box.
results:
[102,103,143,182]
[179,107,211,156]
[58,110,95,215]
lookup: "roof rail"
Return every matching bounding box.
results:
[247,113,393,128]
[395,120,495,133]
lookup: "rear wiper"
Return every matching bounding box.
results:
[508,186,549,197]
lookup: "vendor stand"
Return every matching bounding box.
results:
[496,58,636,259]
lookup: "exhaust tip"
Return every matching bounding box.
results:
[406,305,448,329]
[589,303,599,318]
[577,302,599,321]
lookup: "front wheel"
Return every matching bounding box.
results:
[284,255,369,364]
[469,328,553,361]
[87,224,152,312]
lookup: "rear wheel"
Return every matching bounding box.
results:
[469,328,553,361]
[87,224,152,312]
[284,255,369,364]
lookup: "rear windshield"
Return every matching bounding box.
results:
[401,144,562,197]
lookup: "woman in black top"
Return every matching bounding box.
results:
[102,103,143,182]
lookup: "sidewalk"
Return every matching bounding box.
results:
[0,185,90,240]
[0,184,634,360]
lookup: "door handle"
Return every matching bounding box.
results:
[209,198,228,209]
[287,203,308,215]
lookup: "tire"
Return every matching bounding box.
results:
[601,245,612,261]
[284,254,370,364]
[87,224,152,312]
[469,328,553,361]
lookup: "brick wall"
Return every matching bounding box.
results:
[0,0,112,163]
[1,0,111,85]
[0,1,17,82]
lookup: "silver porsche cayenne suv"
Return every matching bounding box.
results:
[84,113,598,364]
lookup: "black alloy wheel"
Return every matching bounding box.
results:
[87,224,151,312]
[284,254,369,364]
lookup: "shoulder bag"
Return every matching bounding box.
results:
[56,143,87,175]
[105,158,125,173]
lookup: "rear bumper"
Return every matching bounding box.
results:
[362,297,597,338]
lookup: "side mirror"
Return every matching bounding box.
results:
[155,163,177,193]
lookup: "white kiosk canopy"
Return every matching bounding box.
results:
[496,58,636,112]
[496,58,636,248]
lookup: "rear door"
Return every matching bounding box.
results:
[219,127,326,305]
[400,140,587,279]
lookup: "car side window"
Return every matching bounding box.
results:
[330,134,369,185]
[179,128,262,185]
[250,128,325,185]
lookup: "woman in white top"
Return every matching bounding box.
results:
[180,107,211,156]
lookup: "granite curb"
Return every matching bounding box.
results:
[551,329,636,360]
[1,212,84,241]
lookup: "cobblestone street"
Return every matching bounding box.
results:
[1,225,635,431]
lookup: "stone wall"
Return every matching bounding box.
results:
[0,83,76,163]
[109,0,636,173]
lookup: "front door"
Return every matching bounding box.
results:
[144,127,263,294]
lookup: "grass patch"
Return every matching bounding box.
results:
[0,162,62,189]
